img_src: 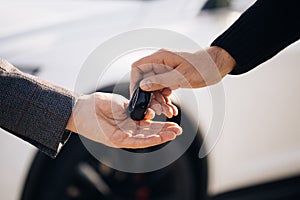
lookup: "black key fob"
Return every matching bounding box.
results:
[127,83,152,120]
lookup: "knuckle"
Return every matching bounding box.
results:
[131,60,140,68]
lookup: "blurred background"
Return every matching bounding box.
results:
[1,0,300,200]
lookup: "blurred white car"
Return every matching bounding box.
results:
[1,0,300,199]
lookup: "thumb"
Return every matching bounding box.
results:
[140,70,182,91]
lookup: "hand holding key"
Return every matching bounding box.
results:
[130,47,235,118]
[67,92,182,148]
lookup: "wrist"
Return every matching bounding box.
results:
[66,111,76,133]
[66,97,80,133]
[207,46,236,77]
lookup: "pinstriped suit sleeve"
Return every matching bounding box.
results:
[0,59,78,158]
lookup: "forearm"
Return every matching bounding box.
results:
[0,59,77,158]
[211,0,300,74]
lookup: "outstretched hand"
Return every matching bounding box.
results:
[66,92,182,148]
[130,47,235,117]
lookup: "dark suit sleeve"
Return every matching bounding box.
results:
[211,0,300,75]
[0,59,78,158]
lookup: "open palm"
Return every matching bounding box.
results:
[67,93,182,149]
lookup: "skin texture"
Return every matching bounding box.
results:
[130,46,236,116]
[66,93,182,148]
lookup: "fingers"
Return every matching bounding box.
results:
[151,93,172,118]
[161,88,178,116]
[149,89,178,118]
[130,66,143,94]
[130,81,179,119]
[139,69,185,91]
[119,121,182,148]
[131,49,181,93]
[120,133,171,149]
[132,49,182,70]
[144,108,155,120]
[132,49,206,93]
[132,51,165,71]
[169,103,179,117]
[143,121,182,134]
[130,63,160,94]
[130,63,172,93]
[135,121,182,138]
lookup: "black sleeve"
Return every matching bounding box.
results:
[0,59,78,158]
[211,0,300,75]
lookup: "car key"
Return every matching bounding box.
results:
[127,83,152,120]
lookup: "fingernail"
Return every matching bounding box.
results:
[150,112,155,119]
[141,79,152,90]
[177,127,183,135]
